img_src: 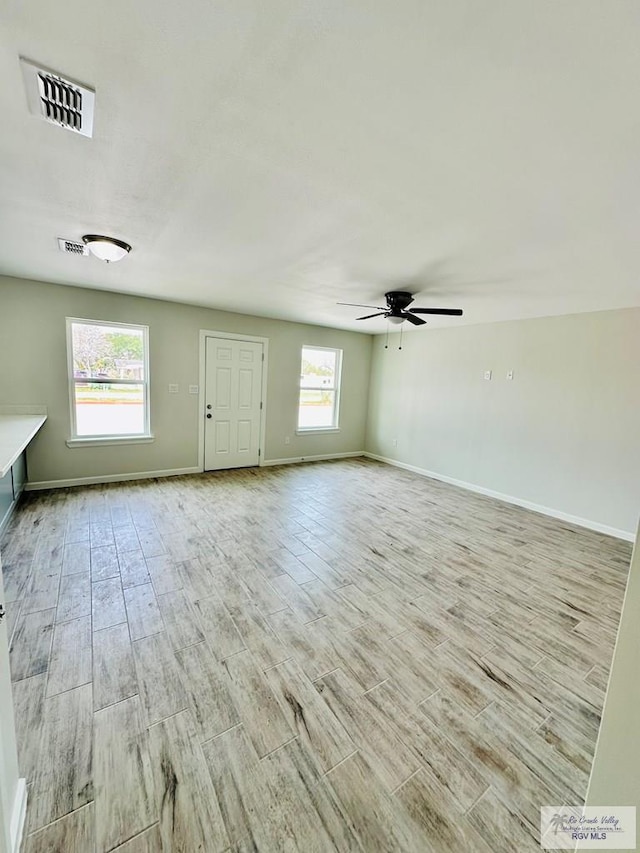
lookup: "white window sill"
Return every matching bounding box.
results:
[295,427,341,435]
[66,434,155,448]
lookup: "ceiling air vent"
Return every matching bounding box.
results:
[58,238,88,256]
[20,58,95,138]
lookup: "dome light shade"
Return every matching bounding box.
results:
[83,235,131,263]
[388,315,404,325]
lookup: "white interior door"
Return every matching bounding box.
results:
[204,337,263,471]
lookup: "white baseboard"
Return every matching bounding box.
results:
[262,451,365,467]
[10,778,27,853]
[364,452,635,542]
[25,466,202,491]
[24,456,367,488]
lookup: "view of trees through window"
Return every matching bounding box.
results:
[72,324,144,378]
[70,321,148,437]
[298,346,341,429]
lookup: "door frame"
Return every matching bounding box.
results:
[198,329,269,472]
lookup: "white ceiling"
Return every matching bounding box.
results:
[1,1,639,333]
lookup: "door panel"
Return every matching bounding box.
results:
[215,421,230,455]
[238,370,253,409]
[205,338,263,470]
[216,368,232,408]
[237,420,251,453]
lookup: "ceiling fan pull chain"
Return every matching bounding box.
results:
[384,322,389,349]
[399,324,403,351]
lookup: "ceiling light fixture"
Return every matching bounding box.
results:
[388,316,405,325]
[82,235,131,263]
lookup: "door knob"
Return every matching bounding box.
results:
[206,413,212,419]
[206,404,212,410]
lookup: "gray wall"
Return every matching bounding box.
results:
[366,308,640,537]
[0,276,372,484]
[2,273,637,538]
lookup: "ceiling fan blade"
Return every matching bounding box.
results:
[403,312,426,326]
[409,308,463,316]
[357,312,387,320]
[337,302,386,310]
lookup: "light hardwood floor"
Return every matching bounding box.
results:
[2,458,631,852]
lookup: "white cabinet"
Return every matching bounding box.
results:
[0,472,13,536]
[11,456,25,499]
[0,453,27,537]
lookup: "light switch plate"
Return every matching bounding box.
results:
[484,370,492,381]
[189,385,199,394]
[507,370,514,380]
[168,384,179,393]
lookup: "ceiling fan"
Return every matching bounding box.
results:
[338,291,463,325]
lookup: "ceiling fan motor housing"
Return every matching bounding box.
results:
[385,291,414,312]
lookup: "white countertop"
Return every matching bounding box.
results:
[0,412,47,478]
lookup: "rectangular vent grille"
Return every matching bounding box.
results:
[58,238,88,255]
[21,58,95,138]
[38,73,83,131]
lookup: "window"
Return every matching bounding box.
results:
[297,346,342,431]
[66,318,151,444]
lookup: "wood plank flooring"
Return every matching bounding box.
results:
[1,458,631,852]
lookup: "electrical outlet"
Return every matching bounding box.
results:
[189,384,199,394]
[484,370,492,381]
[168,384,179,393]
[284,436,290,445]
[506,370,514,380]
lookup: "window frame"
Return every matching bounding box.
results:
[296,345,343,434]
[65,317,153,447]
